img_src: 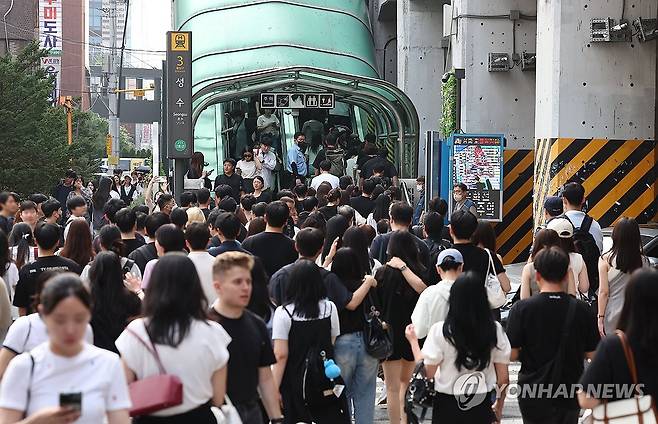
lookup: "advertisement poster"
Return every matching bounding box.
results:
[449,134,504,222]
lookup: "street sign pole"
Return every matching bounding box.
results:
[166,31,193,202]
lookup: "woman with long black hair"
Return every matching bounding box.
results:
[272,260,349,424]
[375,231,427,424]
[597,217,648,337]
[578,268,658,408]
[7,223,36,270]
[406,271,511,423]
[341,225,382,275]
[331,248,379,424]
[185,151,212,190]
[0,231,18,312]
[321,215,349,266]
[116,254,231,423]
[92,176,116,233]
[89,251,141,353]
[246,257,276,333]
[366,192,391,234]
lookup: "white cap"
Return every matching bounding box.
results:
[546,217,574,238]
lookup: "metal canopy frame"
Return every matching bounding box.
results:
[191,66,420,177]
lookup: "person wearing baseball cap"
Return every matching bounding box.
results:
[411,249,464,339]
[546,217,590,297]
[544,196,563,220]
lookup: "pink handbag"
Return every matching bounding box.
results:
[125,326,183,417]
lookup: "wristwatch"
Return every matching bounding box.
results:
[399,265,408,272]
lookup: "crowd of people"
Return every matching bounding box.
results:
[0,146,655,424]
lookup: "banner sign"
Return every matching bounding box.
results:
[166,31,193,159]
[40,56,61,105]
[448,134,504,222]
[39,0,62,105]
[39,0,62,55]
[260,93,335,109]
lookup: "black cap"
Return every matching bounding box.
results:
[544,196,563,216]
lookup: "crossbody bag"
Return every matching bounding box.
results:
[125,323,183,417]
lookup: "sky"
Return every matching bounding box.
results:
[126,0,171,69]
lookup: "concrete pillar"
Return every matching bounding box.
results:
[535,0,656,140]
[534,0,657,227]
[450,0,537,149]
[369,0,397,84]
[397,0,445,155]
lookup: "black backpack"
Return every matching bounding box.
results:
[427,239,452,285]
[570,215,600,296]
[301,345,341,408]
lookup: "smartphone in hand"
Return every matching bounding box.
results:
[59,392,82,411]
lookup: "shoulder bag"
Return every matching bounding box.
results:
[405,361,437,424]
[125,324,183,417]
[589,331,657,423]
[485,249,507,309]
[362,290,393,360]
[211,395,243,424]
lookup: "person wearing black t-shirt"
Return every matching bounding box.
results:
[359,150,398,187]
[13,223,82,315]
[269,228,375,311]
[207,252,283,424]
[214,159,244,203]
[507,247,599,424]
[128,212,170,274]
[0,192,19,235]
[350,178,376,218]
[370,202,431,272]
[448,210,510,292]
[578,268,658,409]
[241,201,297,277]
[114,208,145,256]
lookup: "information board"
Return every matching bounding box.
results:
[260,93,334,109]
[448,134,504,222]
[166,31,193,159]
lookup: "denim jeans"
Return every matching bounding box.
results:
[334,331,379,424]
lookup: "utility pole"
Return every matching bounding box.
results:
[107,0,120,171]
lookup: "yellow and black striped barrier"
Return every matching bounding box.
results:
[534,138,657,230]
[494,149,535,264]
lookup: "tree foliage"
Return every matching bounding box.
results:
[441,73,457,138]
[0,43,110,197]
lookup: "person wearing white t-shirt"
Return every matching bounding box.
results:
[271,260,348,424]
[310,160,340,191]
[405,271,511,423]
[411,249,464,339]
[185,223,217,305]
[115,255,230,421]
[0,274,130,424]
[0,269,95,380]
[255,137,277,190]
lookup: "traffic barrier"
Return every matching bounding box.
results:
[533,138,657,230]
[494,149,535,264]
